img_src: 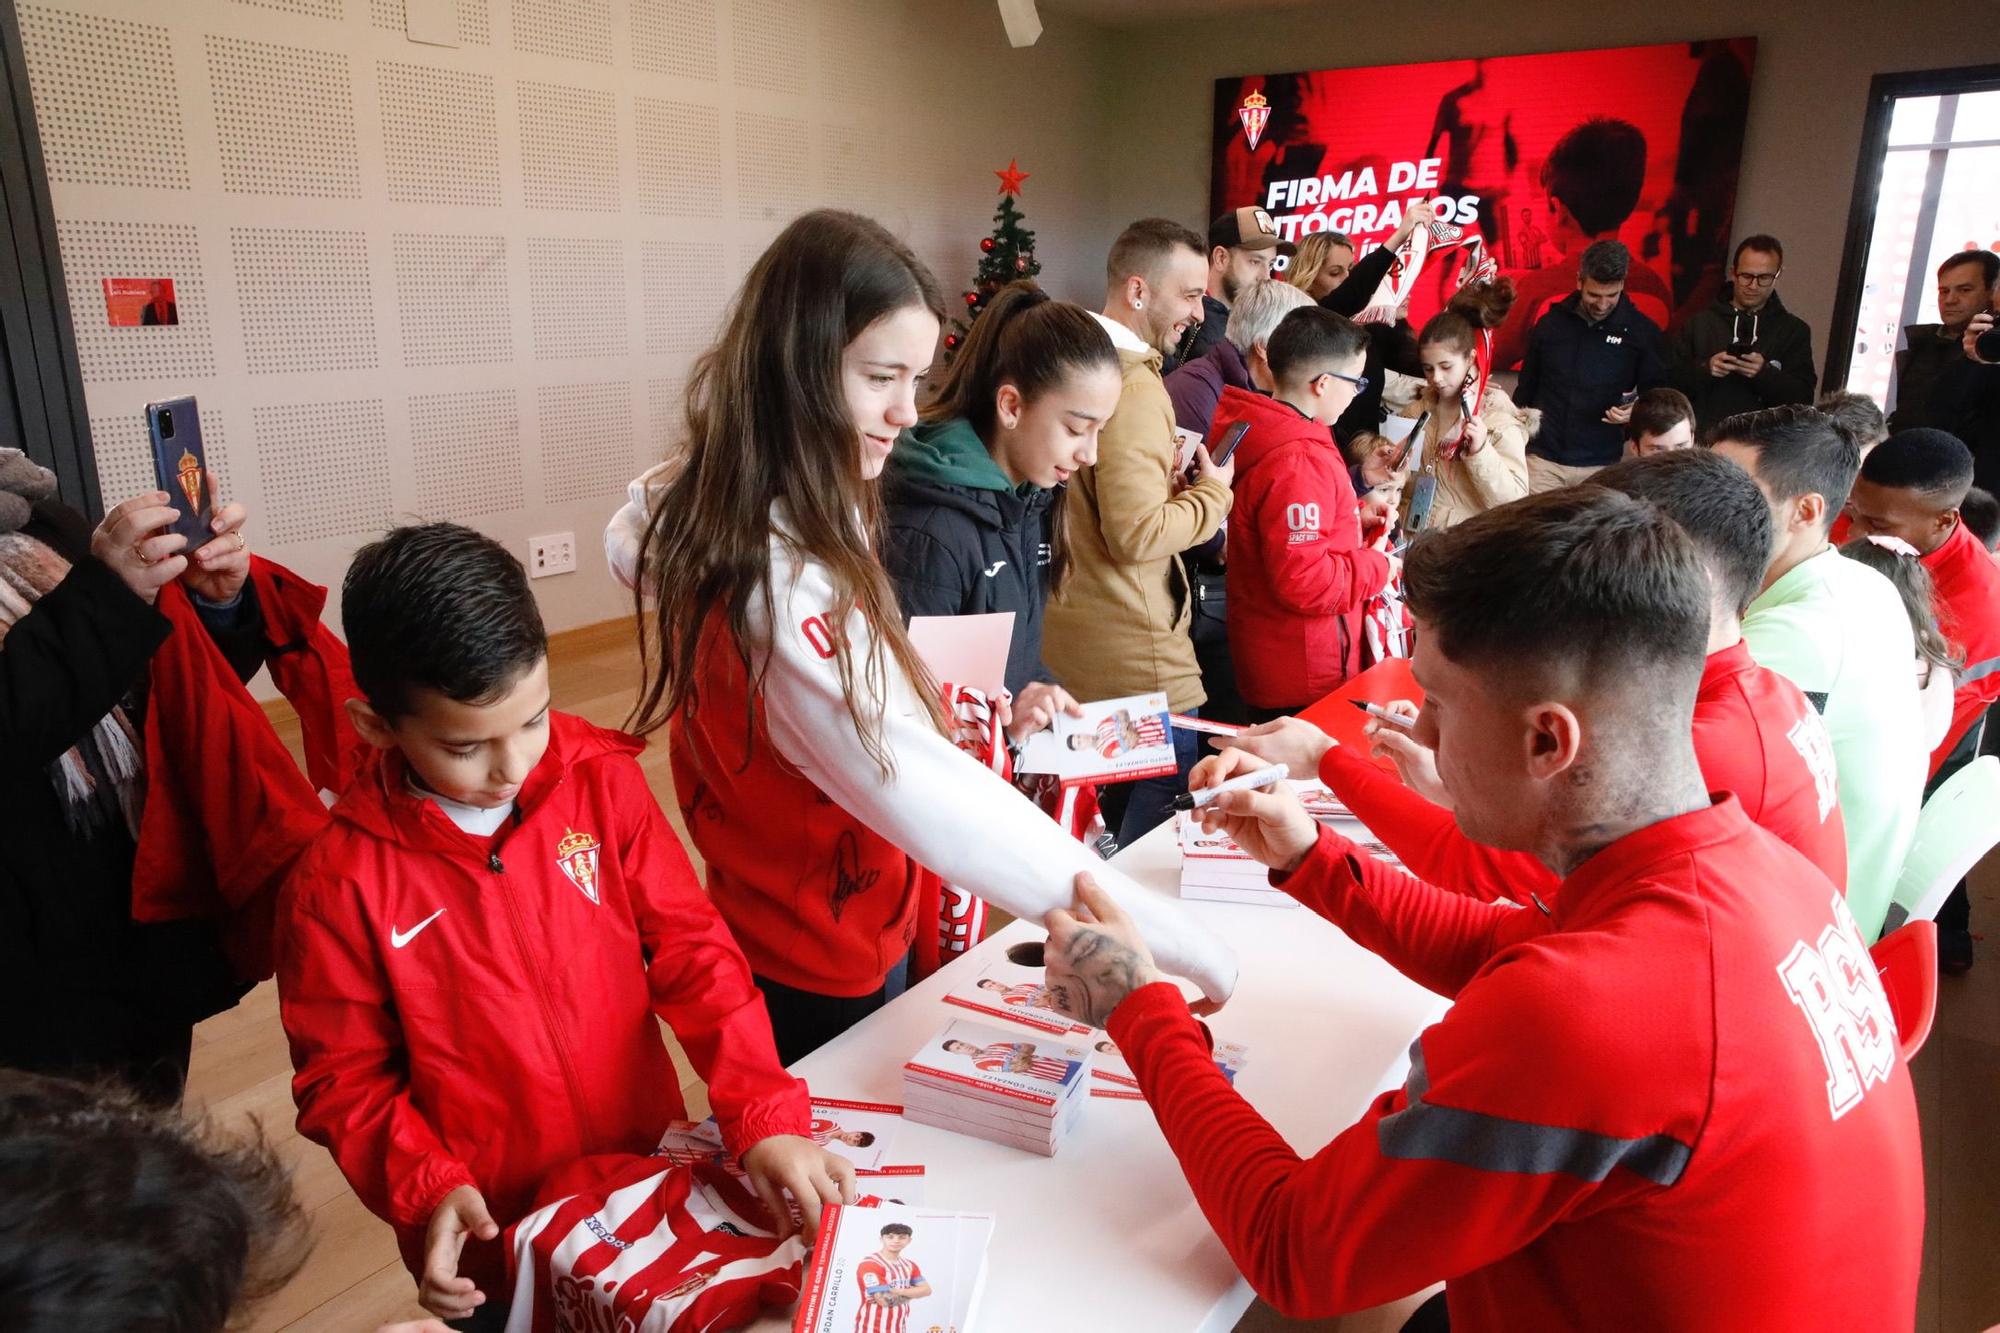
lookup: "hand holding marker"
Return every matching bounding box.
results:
[1173,763,1289,812]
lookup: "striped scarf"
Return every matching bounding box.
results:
[0,452,145,838]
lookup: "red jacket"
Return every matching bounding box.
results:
[669,616,938,996]
[277,712,808,1292]
[1212,387,1391,709]
[133,557,366,979]
[1111,799,1922,1328]
[1322,641,1848,901]
[1921,518,2000,774]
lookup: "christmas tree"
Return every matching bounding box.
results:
[944,159,1039,360]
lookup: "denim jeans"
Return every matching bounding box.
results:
[1103,708,1203,850]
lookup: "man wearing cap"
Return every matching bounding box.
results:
[1180,207,1294,367]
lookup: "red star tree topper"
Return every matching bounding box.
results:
[944,161,1041,362]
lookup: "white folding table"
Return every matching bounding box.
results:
[750,819,1447,1332]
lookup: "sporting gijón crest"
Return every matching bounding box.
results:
[555,828,603,905]
[1238,89,1270,151]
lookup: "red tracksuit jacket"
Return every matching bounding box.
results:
[1922,517,2000,775]
[1111,798,1922,1329]
[1322,640,1848,901]
[1211,386,1391,710]
[276,712,809,1292]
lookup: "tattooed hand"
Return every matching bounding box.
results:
[1041,873,1162,1029]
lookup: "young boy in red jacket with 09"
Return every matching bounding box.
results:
[1210,307,1395,719]
[276,523,852,1329]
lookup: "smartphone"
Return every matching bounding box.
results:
[1619,388,1639,406]
[146,396,213,546]
[1210,420,1250,468]
[1387,411,1428,470]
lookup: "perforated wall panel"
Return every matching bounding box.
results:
[231,228,378,374]
[642,240,729,360]
[254,398,391,546]
[409,388,523,518]
[647,374,686,452]
[518,82,618,212]
[735,110,807,223]
[369,0,491,44]
[233,0,343,20]
[512,0,611,65]
[526,237,626,360]
[730,0,809,94]
[537,381,634,506]
[206,35,359,197]
[58,220,214,381]
[380,62,501,207]
[630,0,717,81]
[18,7,188,190]
[394,233,512,367]
[635,98,721,218]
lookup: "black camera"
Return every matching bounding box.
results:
[1976,324,2000,364]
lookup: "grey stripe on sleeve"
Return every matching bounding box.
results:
[1377,1040,1693,1187]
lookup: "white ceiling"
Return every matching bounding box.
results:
[1039,0,1320,25]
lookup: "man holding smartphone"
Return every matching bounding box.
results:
[1671,235,1818,430]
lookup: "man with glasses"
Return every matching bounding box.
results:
[1672,235,1818,430]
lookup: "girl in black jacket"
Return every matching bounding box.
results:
[881,282,1120,743]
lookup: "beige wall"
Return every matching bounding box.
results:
[21,0,1109,657]
[1086,0,2000,368]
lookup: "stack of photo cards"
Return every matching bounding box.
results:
[792,1203,994,1333]
[1179,779,1397,905]
[942,959,1090,1036]
[1015,692,1176,786]
[1087,1033,1250,1100]
[903,1018,1088,1156]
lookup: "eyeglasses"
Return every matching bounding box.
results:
[1733,271,1780,287]
[1315,370,1370,393]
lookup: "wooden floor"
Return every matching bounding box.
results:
[192,618,2000,1332]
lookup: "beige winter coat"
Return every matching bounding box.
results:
[1044,341,1232,712]
[1397,384,1537,532]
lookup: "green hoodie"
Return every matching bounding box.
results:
[887,419,1016,493]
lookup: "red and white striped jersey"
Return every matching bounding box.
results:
[504,1157,805,1333]
[973,1042,1073,1083]
[852,1253,925,1333]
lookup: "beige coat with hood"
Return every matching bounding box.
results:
[1397,383,1537,532]
[1044,325,1231,712]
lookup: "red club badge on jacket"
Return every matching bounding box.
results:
[555,828,603,905]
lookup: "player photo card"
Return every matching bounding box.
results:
[792,1204,993,1333]
[1015,691,1177,785]
[807,1098,906,1171]
[1089,1033,1249,1090]
[942,960,1092,1036]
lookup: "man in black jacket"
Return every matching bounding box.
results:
[1671,234,1817,430]
[1892,250,1999,432]
[1175,207,1294,370]
[1513,239,1668,490]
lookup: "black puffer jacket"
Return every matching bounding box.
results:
[881,419,1061,697]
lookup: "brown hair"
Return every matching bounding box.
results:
[1415,276,1517,359]
[1838,536,1961,675]
[628,210,949,771]
[921,280,1115,592]
[1106,217,1204,286]
[0,1070,314,1331]
[1626,387,1694,444]
[1403,486,1710,703]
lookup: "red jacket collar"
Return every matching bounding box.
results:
[1699,640,1754,698]
[1214,384,1336,472]
[334,711,642,852]
[1553,795,1754,924]
[1920,516,1984,581]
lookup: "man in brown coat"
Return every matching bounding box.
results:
[1045,218,1234,845]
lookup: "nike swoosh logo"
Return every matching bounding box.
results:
[983,561,1007,577]
[390,908,446,949]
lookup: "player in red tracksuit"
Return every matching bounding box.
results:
[1212,307,1394,718]
[1227,448,1849,901]
[277,525,849,1328]
[1042,488,1922,1329]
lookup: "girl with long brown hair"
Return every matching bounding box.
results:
[606,211,1233,1061]
[881,280,1120,739]
[1396,278,1535,533]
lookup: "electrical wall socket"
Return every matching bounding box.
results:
[528,531,576,578]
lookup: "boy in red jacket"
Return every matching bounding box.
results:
[1041,488,1922,1330]
[1210,307,1395,720]
[276,524,849,1328]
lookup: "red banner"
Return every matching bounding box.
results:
[1211,39,1757,368]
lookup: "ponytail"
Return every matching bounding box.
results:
[920,280,1117,593]
[1416,276,1518,359]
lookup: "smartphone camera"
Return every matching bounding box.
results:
[1976,325,2000,364]
[156,408,175,440]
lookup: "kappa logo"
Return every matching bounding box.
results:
[983,560,1008,578]
[555,828,603,905]
[1237,89,1270,151]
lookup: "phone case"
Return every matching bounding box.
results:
[146,397,213,546]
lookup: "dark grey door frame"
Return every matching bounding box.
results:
[0,0,96,516]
